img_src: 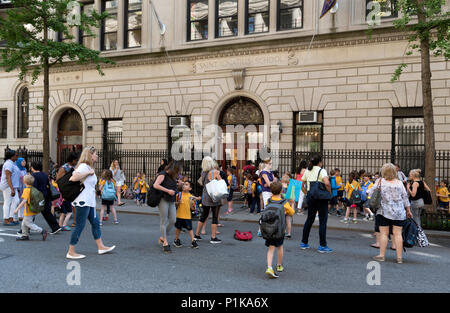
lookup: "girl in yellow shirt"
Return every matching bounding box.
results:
[341,172,361,224]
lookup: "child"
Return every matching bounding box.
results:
[281,173,293,239]
[361,173,375,221]
[50,178,62,216]
[174,181,201,249]
[436,179,449,212]
[13,175,48,241]
[264,181,295,279]
[99,169,119,225]
[334,168,344,216]
[133,172,142,205]
[245,173,255,213]
[328,170,338,215]
[341,172,361,224]
[139,173,149,206]
[225,167,237,214]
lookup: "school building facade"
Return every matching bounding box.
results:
[1,0,450,175]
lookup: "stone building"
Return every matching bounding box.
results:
[1,0,450,175]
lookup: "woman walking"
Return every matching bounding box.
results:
[369,163,412,264]
[194,156,223,244]
[0,150,20,226]
[299,154,333,253]
[66,146,115,259]
[157,159,168,174]
[110,160,125,206]
[154,160,183,253]
[407,169,430,227]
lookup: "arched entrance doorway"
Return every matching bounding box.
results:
[57,109,83,165]
[219,96,264,185]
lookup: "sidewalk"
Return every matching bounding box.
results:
[105,198,450,239]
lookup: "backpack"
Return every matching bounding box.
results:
[349,183,362,205]
[56,167,85,202]
[28,187,45,213]
[255,181,263,196]
[234,230,253,241]
[403,218,419,249]
[230,175,238,191]
[259,199,286,240]
[102,180,117,201]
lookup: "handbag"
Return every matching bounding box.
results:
[205,171,229,203]
[309,168,331,201]
[368,180,382,210]
[416,223,429,247]
[423,189,432,205]
[146,174,165,207]
[49,184,61,201]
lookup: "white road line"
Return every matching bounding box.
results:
[0,237,4,243]
[428,243,443,248]
[0,227,20,232]
[0,233,19,238]
[360,234,373,238]
[409,251,442,258]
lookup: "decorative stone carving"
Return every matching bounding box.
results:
[221,98,264,125]
[232,69,245,90]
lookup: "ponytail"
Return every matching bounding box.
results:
[308,154,322,171]
[307,162,313,171]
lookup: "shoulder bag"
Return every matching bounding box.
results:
[309,169,332,201]
[368,179,382,210]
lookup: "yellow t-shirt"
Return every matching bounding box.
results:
[345,181,360,198]
[133,177,141,191]
[438,187,449,202]
[22,187,37,217]
[140,180,149,193]
[271,196,295,216]
[177,192,193,219]
[335,176,344,191]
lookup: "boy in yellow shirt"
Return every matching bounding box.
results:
[436,179,449,212]
[174,181,201,249]
[14,175,48,241]
[264,181,295,279]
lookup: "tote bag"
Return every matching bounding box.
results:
[205,171,229,203]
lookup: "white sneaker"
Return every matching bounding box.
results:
[340,218,349,224]
[66,253,86,260]
[98,245,116,255]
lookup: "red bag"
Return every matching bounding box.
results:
[234,230,253,241]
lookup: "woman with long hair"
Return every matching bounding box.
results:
[407,169,430,227]
[300,154,333,253]
[66,146,115,259]
[154,160,183,253]
[194,156,223,244]
[110,159,125,206]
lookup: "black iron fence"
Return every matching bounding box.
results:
[421,211,450,231]
[4,146,44,169]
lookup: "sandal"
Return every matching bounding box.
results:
[396,258,403,264]
[370,244,380,249]
[372,255,385,262]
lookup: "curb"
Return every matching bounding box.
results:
[109,209,450,239]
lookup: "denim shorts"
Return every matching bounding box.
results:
[438,201,449,209]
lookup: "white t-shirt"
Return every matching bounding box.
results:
[72,163,97,208]
[301,166,328,191]
[0,160,21,190]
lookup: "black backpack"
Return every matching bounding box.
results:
[349,183,362,205]
[259,199,286,240]
[403,218,419,248]
[56,167,84,202]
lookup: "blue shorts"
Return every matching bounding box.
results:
[438,201,449,209]
[175,218,193,231]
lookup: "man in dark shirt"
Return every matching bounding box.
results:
[30,161,61,234]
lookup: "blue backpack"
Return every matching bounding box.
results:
[102,181,117,201]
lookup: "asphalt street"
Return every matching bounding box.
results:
[0,212,449,293]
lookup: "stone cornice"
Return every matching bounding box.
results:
[51,31,412,74]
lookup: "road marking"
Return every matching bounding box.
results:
[360,234,373,239]
[409,251,441,258]
[428,243,442,248]
[0,227,20,232]
[0,233,19,238]
[0,237,4,243]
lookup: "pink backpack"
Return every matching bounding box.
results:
[234,230,253,241]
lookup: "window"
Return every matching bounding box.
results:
[246,0,269,34]
[0,109,6,138]
[216,0,238,38]
[79,2,96,49]
[101,0,118,51]
[188,0,208,41]
[278,0,303,31]
[102,119,123,168]
[366,0,398,19]
[125,0,142,48]
[58,22,76,43]
[392,107,424,173]
[294,111,322,152]
[17,87,29,138]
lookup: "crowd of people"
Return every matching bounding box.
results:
[1,147,445,277]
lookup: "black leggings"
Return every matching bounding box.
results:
[199,205,220,225]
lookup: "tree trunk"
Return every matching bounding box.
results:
[42,10,50,174]
[417,0,436,212]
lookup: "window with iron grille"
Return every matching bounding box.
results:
[79,1,96,49]
[101,0,118,51]
[125,0,142,48]
[294,111,323,153]
[17,87,29,138]
[188,0,208,41]
[277,0,303,31]
[216,0,238,38]
[103,119,123,168]
[0,109,7,138]
[365,0,398,20]
[246,0,269,34]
